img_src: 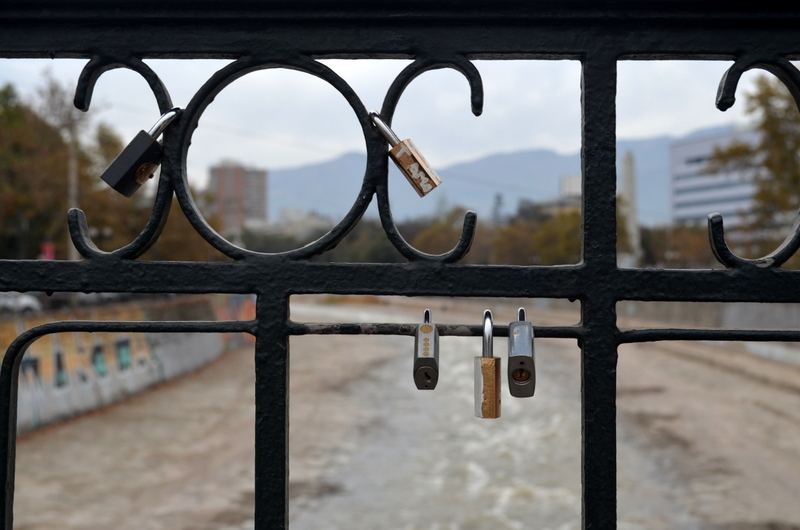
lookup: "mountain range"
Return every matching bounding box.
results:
[267,124,735,227]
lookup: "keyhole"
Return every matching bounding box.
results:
[512,368,531,382]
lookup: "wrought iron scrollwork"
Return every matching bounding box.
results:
[68,55,176,260]
[709,57,800,269]
[172,54,376,261]
[374,57,482,263]
[69,54,487,264]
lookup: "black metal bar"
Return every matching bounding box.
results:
[0,12,799,75]
[620,328,800,343]
[288,322,582,339]
[580,50,618,529]
[6,261,800,303]
[254,292,290,530]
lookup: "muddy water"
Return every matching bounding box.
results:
[289,304,700,530]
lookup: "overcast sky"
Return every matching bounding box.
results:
[0,58,759,188]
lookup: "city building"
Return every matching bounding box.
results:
[670,128,759,228]
[619,151,641,267]
[270,209,334,240]
[523,174,582,220]
[208,161,268,238]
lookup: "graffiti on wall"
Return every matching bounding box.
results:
[0,295,251,433]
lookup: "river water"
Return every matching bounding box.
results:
[289,303,702,530]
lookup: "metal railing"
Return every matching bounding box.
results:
[1,3,799,528]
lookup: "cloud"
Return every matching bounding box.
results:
[617,60,752,139]
[0,57,760,190]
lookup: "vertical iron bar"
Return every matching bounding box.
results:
[254,291,290,529]
[582,51,619,269]
[580,50,619,529]
[0,351,20,530]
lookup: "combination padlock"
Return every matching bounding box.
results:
[100,108,181,197]
[413,309,439,390]
[474,310,501,419]
[508,308,536,398]
[370,112,442,197]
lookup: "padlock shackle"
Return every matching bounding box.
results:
[148,108,182,139]
[482,310,493,358]
[369,112,400,147]
[518,307,526,321]
[423,308,431,323]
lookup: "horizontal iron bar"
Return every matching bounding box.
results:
[1,261,800,303]
[4,320,259,339]
[620,328,800,343]
[0,19,798,57]
[1,2,797,21]
[289,322,582,339]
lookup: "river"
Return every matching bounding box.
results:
[289,302,703,530]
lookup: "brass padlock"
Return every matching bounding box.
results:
[100,108,181,197]
[413,309,439,390]
[370,112,442,197]
[475,310,501,419]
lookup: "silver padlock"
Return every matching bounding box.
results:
[508,307,536,398]
[370,112,442,197]
[413,309,439,390]
[474,310,501,419]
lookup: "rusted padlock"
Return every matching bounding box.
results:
[100,108,181,197]
[474,310,501,419]
[370,112,442,197]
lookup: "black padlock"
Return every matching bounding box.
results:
[100,108,181,197]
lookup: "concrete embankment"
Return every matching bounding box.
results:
[0,295,255,433]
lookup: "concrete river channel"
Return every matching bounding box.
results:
[10,299,800,529]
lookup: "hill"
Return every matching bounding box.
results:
[266,125,735,227]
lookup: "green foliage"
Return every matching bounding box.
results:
[271,201,623,266]
[0,83,69,258]
[0,78,225,261]
[324,220,404,263]
[492,211,582,265]
[411,207,472,256]
[141,191,228,262]
[640,223,717,269]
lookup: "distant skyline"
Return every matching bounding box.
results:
[265,124,734,228]
[0,58,762,188]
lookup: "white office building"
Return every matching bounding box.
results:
[670,128,760,227]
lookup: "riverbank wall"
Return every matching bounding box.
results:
[1,295,255,433]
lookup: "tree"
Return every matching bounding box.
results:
[412,207,471,256]
[493,195,635,266]
[321,219,404,263]
[0,77,226,261]
[492,220,540,265]
[640,223,717,269]
[711,74,800,263]
[141,191,229,262]
[0,84,70,258]
[492,210,582,265]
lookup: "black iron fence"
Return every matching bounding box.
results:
[1,2,799,528]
